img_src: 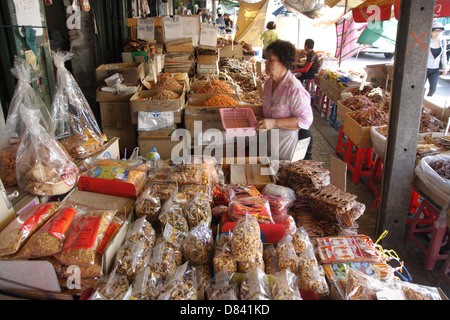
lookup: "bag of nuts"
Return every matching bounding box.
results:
[272,269,302,300]
[239,267,272,300]
[213,234,237,274]
[158,262,197,300]
[182,221,214,266]
[276,234,298,273]
[231,214,261,263]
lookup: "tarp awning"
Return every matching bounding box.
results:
[235,0,269,46]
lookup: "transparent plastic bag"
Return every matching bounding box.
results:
[51,51,104,159]
[184,194,212,229]
[272,269,302,300]
[261,184,296,204]
[229,197,274,224]
[182,221,214,266]
[90,266,130,300]
[231,214,261,262]
[213,234,237,274]
[206,270,239,300]
[148,242,179,280]
[159,262,198,300]
[16,106,79,196]
[128,266,162,300]
[125,216,156,248]
[239,267,272,300]
[114,237,151,281]
[276,234,298,273]
[238,240,265,273]
[0,58,53,188]
[344,267,390,300]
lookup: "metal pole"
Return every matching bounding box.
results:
[376,0,436,248]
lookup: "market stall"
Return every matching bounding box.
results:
[0,9,448,302]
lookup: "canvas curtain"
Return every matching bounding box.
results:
[335,16,368,62]
[235,0,269,46]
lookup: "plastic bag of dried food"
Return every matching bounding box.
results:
[184,194,212,229]
[273,213,297,235]
[90,266,130,300]
[196,264,212,300]
[182,221,214,266]
[263,244,278,275]
[126,216,156,248]
[229,197,274,224]
[297,241,318,274]
[261,184,296,204]
[213,234,237,274]
[276,234,298,273]
[238,240,265,273]
[148,242,179,280]
[155,234,183,265]
[55,209,116,266]
[15,204,80,259]
[297,263,329,296]
[344,267,390,300]
[390,281,442,300]
[206,270,239,300]
[51,51,104,159]
[292,226,311,255]
[135,187,162,224]
[0,202,61,257]
[114,238,152,281]
[225,184,262,203]
[16,104,79,197]
[148,181,178,203]
[231,214,261,262]
[128,266,163,300]
[240,267,272,300]
[159,262,197,300]
[0,58,53,188]
[272,269,302,300]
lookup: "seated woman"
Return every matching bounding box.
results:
[257,40,314,161]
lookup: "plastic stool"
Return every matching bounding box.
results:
[367,155,383,207]
[335,126,348,157]
[344,138,374,185]
[304,79,316,95]
[367,155,383,198]
[435,254,450,287]
[403,198,449,270]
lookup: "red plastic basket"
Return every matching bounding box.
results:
[219,107,257,137]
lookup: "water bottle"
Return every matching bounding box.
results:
[146,147,160,168]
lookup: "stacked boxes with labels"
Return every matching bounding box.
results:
[95,62,145,154]
[164,38,195,74]
[196,47,219,76]
[132,76,187,160]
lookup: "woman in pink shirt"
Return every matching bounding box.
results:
[257,40,313,160]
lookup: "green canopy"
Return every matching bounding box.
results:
[357,20,398,51]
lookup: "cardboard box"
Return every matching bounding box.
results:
[229,164,275,190]
[96,86,138,103]
[138,136,186,160]
[319,77,345,103]
[138,128,176,138]
[197,54,218,65]
[95,62,145,86]
[130,89,186,113]
[336,100,351,125]
[196,64,218,76]
[343,112,372,148]
[103,127,137,156]
[0,179,16,231]
[100,101,134,130]
[164,52,194,73]
[188,82,240,99]
[165,38,194,53]
[364,63,393,90]
[219,44,243,59]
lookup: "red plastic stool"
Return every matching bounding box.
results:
[304,79,316,95]
[436,254,450,287]
[367,155,383,207]
[403,198,449,270]
[335,126,348,157]
[344,138,374,185]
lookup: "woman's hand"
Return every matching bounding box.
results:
[257,118,277,130]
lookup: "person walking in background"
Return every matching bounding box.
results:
[426,21,447,96]
[260,21,279,59]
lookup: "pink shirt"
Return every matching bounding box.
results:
[263,71,313,130]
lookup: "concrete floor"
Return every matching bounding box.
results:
[310,109,450,298]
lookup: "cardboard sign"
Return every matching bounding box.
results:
[137,18,155,41]
[163,16,182,42]
[200,23,218,47]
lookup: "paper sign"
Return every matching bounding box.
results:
[137,18,154,41]
[163,16,182,42]
[14,0,44,36]
[330,156,347,192]
[180,16,200,46]
[291,137,311,162]
[376,290,405,300]
[200,23,218,47]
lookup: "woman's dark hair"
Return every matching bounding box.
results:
[266,21,276,30]
[266,40,296,70]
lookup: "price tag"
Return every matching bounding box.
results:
[137,18,154,41]
[200,23,218,47]
[163,16,182,42]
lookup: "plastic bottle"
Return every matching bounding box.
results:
[146,147,160,167]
